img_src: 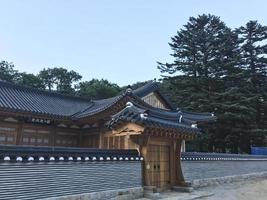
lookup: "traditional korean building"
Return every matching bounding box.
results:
[0,80,215,189]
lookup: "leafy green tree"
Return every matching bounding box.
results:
[0,61,19,82]
[38,67,82,95]
[78,79,121,99]
[38,68,56,91]
[16,72,44,89]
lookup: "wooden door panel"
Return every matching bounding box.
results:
[146,144,170,188]
[159,145,170,188]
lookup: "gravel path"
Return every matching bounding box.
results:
[137,179,267,200]
[138,161,267,200]
[198,179,267,200]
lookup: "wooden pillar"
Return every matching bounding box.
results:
[181,140,186,152]
[50,124,56,147]
[99,133,103,149]
[78,130,82,147]
[170,138,175,185]
[138,135,150,186]
[172,139,185,186]
[124,134,129,149]
[140,145,149,186]
[16,121,23,145]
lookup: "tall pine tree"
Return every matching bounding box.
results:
[158,15,265,153]
[237,21,267,147]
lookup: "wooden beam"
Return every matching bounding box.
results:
[110,122,144,136]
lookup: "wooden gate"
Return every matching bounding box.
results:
[146,144,170,188]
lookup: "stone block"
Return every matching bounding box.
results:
[172,186,194,193]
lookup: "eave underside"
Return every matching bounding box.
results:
[110,122,198,141]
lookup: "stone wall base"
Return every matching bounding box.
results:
[42,187,143,200]
[191,172,267,189]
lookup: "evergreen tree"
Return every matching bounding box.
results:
[237,21,267,147]
[237,21,267,85]
[158,14,239,78]
[158,15,266,153]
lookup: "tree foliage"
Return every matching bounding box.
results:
[16,72,45,89]
[159,15,267,153]
[38,67,82,95]
[158,14,240,78]
[77,79,121,100]
[0,61,18,82]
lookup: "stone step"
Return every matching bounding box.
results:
[143,191,161,200]
[172,186,194,193]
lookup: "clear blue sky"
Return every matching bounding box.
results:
[1,0,266,86]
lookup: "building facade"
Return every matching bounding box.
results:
[0,80,215,189]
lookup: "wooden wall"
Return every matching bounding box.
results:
[142,92,169,110]
[0,121,17,145]
[101,134,140,150]
[80,133,99,148]
[0,118,103,148]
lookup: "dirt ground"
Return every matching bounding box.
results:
[138,179,267,200]
[199,179,267,200]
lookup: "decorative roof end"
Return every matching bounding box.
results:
[191,124,198,128]
[125,85,133,94]
[140,113,148,119]
[126,102,133,108]
[179,115,183,123]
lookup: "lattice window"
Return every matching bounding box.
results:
[22,128,51,146]
[0,126,16,145]
[55,131,78,147]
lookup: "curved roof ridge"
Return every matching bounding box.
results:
[74,89,154,119]
[179,109,214,116]
[73,93,129,119]
[0,80,91,102]
[132,81,158,97]
[106,103,201,134]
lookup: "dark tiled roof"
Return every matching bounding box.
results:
[121,100,216,124]
[178,110,216,122]
[132,81,159,97]
[106,103,204,134]
[73,95,124,119]
[0,81,93,118]
[0,80,216,129]
[0,145,139,160]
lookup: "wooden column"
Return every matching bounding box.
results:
[99,133,103,149]
[50,124,56,147]
[78,129,82,147]
[16,121,23,145]
[169,138,176,185]
[138,135,150,186]
[172,139,185,186]
[140,145,148,186]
